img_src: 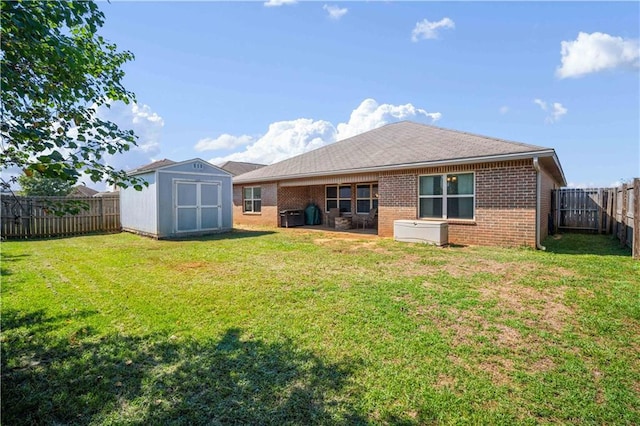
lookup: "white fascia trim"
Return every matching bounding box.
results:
[234,150,557,184]
[551,152,567,187]
[157,170,231,178]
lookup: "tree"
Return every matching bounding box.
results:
[17,173,73,196]
[0,0,146,191]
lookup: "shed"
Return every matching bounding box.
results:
[120,158,233,238]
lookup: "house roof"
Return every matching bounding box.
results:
[218,161,266,177]
[69,185,99,197]
[234,121,566,185]
[129,159,176,174]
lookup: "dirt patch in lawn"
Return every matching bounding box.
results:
[173,262,208,271]
[313,238,393,255]
[434,373,457,389]
[477,283,574,332]
[448,354,514,386]
[389,254,577,283]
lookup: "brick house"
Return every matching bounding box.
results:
[232,121,566,247]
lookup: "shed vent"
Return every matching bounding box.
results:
[193,163,203,169]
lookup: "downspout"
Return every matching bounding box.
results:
[532,157,546,251]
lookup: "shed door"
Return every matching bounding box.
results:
[175,181,222,232]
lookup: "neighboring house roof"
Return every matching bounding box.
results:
[129,159,176,174]
[218,161,266,177]
[69,185,99,197]
[94,191,119,197]
[234,121,566,185]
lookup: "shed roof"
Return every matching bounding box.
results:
[218,161,266,177]
[234,121,565,185]
[129,159,176,174]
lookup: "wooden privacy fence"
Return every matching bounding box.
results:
[552,178,639,259]
[1,195,120,239]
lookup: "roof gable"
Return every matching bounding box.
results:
[129,158,232,177]
[129,159,176,174]
[234,121,562,183]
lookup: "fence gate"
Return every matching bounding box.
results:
[552,188,609,233]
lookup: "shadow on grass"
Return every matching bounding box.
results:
[0,253,31,277]
[1,309,366,425]
[543,233,632,256]
[164,228,276,242]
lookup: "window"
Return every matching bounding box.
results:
[419,173,474,219]
[326,185,351,213]
[243,186,261,213]
[356,183,378,214]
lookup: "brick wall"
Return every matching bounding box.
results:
[538,166,557,241]
[378,161,539,247]
[233,159,556,247]
[378,174,418,236]
[278,186,309,210]
[233,182,278,227]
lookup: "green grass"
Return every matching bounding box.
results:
[2,228,638,425]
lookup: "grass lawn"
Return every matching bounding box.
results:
[1,228,639,425]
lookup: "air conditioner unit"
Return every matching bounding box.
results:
[394,220,448,246]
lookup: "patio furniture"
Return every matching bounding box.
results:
[279,209,305,227]
[334,216,352,230]
[326,208,340,227]
[361,207,378,229]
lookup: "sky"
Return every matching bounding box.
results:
[91,0,639,189]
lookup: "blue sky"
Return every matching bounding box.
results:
[96,1,639,188]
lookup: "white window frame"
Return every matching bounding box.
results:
[418,172,475,220]
[356,183,379,214]
[243,186,261,214]
[325,185,352,213]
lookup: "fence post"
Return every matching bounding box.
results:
[597,188,603,234]
[620,184,628,247]
[606,189,613,234]
[26,199,33,238]
[98,197,104,232]
[633,179,639,260]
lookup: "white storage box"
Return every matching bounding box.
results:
[394,220,448,246]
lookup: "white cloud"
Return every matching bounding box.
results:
[533,98,567,123]
[264,0,297,7]
[96,101,164,187]
[210,118,336,165]
[323,4,348,20]
[195,134,254,152]
[550,102,567,122]
[556,32,640,78]
[533,99,547,110]
[208,98,442,165]
[336,98,441,140]
[411,17,455,42]
[499,106,510,115]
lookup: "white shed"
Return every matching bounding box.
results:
[120,158,233,238]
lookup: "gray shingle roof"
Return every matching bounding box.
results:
[234,121,559,183]
[69,185,99,197]
[218,161,266,177]
[129,159,176,174]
